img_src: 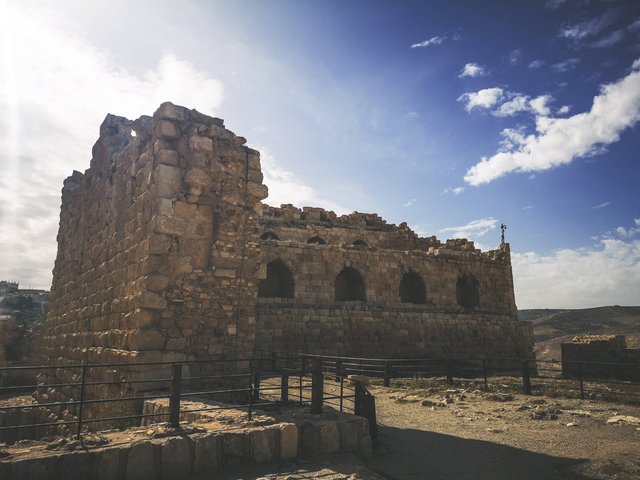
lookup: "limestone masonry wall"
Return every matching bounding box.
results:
[36,102,533,392]
[37,103,267,401]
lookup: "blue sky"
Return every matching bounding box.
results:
[0,0,639,308]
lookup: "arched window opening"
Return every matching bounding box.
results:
[260,231,279,241]
[307,236,326,245]
[258,259,294,298]
[456,273,479,310]
[399,271,427,304]
[352,239,368,247]
[335,267,366,301]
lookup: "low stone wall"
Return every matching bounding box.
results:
[561,335,640,381]
[0,406,371,479]
[257,304,534,359]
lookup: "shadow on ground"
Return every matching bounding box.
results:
[368,425,594,480]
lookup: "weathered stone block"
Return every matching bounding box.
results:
[251,427,275,463]
[189,136,213,151]
[127,329,166,350]
[97,447,122,480]
[278,423,298,460]
[160,436,192,479]
[125,441,157,480]
[156,120,180,140]
[193,433,219,472]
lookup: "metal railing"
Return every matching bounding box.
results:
[0,355,362,443]
[258,351,640,403]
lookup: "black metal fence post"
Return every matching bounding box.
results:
[248,359,253,421]
[579,363,585,399]
[336,358,343,379]
[383,361,392,387]
[482,359,489,392]
[446,359,454,386]
[281,368,289,402]
[76,363,87,439]
[311,357,323,414]
[169,363,183,428]
[253,359,261,401]
[522,360,531,395]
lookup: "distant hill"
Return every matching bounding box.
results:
[518,306,640,361]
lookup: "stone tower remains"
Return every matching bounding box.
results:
[36,103,534,388]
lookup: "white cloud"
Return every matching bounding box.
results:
[411,36,444,48]
[405,111,419,119]
[557,105,571,114]
[439,217,498,240]
[513,221,640,308]
[458,87,504,112]
[0,4,225,288]
[592,202,611,209]
[442,187,465,196]
[529,95,552,116]
[403,198,417,207]
[259,148,349,215]
[464,58,640,185]
[458,63,487,78]
[523,205,534,210]
[614,218,640,238]
[528,60,546,69]
[493,95,530,117]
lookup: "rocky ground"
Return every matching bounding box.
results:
[207,379,640,480]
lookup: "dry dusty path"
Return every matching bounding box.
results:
[366,384,640,480]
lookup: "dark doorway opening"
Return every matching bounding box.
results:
[399,271,427,304]
[335,267,366,301]
[456,273,479,309]
[258,259,294,298]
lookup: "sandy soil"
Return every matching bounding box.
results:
[367,383,640,480]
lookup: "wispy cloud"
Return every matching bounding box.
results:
[403,198,417,207]
[592,201,611,209]
[458,87,504,112]
[551,58,580,73]
[544,0,566,11]
[411,36,444,48]
[439,217,498,239]
[458,63,487,78]
[464,58,640,186]
[513,219,640,308]
[528,60,546,70]
[523,205,534,210]
[507,49,523,66]
[559,10,619,41]
[442,186,465,196]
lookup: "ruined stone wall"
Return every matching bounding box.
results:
[255,207,532,359]
[561,335,640,380]
[37,103,267,400]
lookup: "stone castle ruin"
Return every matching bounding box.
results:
[35,103,534,384]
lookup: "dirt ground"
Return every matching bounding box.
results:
[186,380,640,480]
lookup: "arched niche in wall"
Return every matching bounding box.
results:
[258,259,294,298]
[260,231,280,241]
[335,266,366,301]
[399,271,427,304]
[352,239,368,247]
[456,273,479,310]
[307,236,326,245]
